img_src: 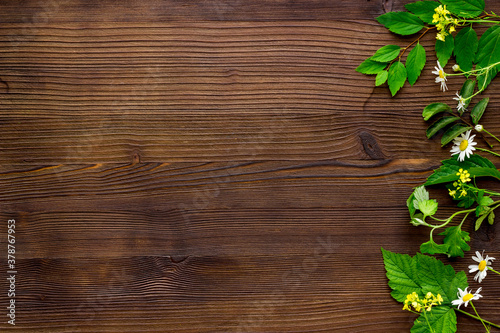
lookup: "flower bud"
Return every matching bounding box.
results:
[452,64,460,72]
[475,124,483,132]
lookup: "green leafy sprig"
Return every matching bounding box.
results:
[356,0,500,96]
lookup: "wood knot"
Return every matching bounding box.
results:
[359,130,386,160]
[132,152,141,164]
[0,78,9,93]
[382,0,393,13]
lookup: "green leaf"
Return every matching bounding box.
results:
[454,26,478,72]
[388,61,407,96]
[411,306,457,333]
[458,79,476,113]
[420,240,450,256]
[476,25,500,67]
[413,185,429,204]
[475,209,489,230]
[471,97,489,125]
[377,12,425,36]
[381,248,422,302]
[436,34,454,68]
[418,200,438,217]
[426,116,460,139]
[457,195,475,208]
[356,58,387,74]
[425,155,500,186]
[441,123,471,146]
[475,26,500,90]
[375,70,389,86]
[406,43,426,85]
[422,103,452,121]
[416,253,464,304]
[477,63,499,91]
[405,1,441,24]
[488,210,495,225]
[407,191,416,217]
[439,226,470,257]
[370,45,401,62]
[479,195,494,207]
[440,0,485,18]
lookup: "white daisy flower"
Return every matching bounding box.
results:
[452,287,482,309]
[469,251,495,283]
[450,130,477,161]
[432,61,448,91]
[453,92,467,112]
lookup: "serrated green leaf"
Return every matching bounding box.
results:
[411,306,457,333]
[381,248,422,302]
[471,97,489,125]
[441,123,471,146]
[413,186,429,204]
[370,45,401,62]
[454,26,478,72]
[426,116,460,139]
[356,58,388,75]
[375,70,388,86]
[422,103,452,121]
[420,240,450,256]
[416,253,463,304]
[388,61,407,96]
[439,226,470,257]
[436,34,454,68]
[405,1,441,24]
[440,0,485,18]
[377,12,425,36]
[406,43,426,85]
[479,195,494,207]
[425,155,500,186]
[418,200,438,217]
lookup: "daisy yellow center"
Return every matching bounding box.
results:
[478,260,487,271]
[459,140,468,151]
[439,70,445,78]
[463,293,474,302]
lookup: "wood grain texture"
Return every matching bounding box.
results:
[1,0,500,332]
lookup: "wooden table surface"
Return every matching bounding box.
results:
[1,0,500,332]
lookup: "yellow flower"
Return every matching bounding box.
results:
[403,292,442,312]
[456,168,471,183]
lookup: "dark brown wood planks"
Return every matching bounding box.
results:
[1,0,500,332]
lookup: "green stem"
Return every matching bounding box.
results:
[455,308,500,329]
[476,147,500,159]
[423,310,435,333]
[446,61,500,77]
[458,212,470,228]
[482,129,500,146]
[488,267,500,276]
[430,208,475,229]
[470,301,490,332]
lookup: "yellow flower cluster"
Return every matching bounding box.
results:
[403,292,443,312]
[432,5,460,41]
[449,169,471,198]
